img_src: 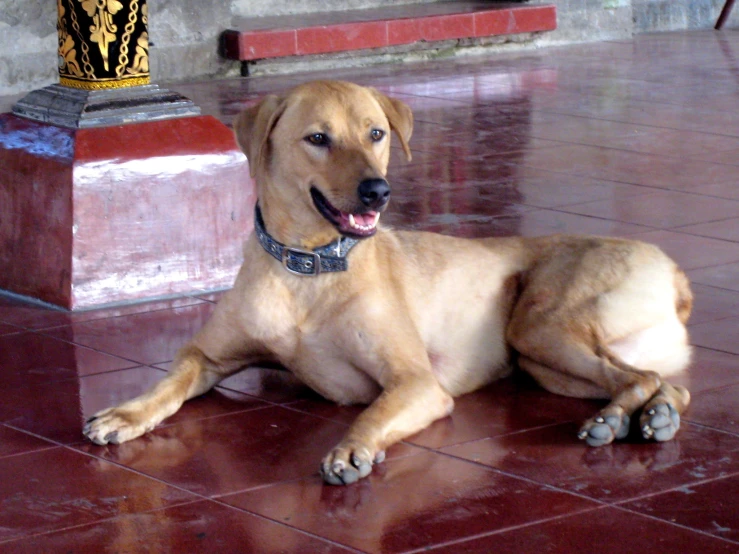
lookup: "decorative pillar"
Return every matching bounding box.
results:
[58,0,151,89]
[1,1,254,309]
[12,0,198,128]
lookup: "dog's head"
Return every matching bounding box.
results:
[234,81,413,243]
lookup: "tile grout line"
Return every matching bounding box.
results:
[0,423,60,461]
[502,157,739,203]
[0,498,205,547]
[400,505,611,554]
[203,496,368,553]
[680,420,739,441]
[424,446,615,506]
[536,102,739,141]
[611,503,739,546]
[612,469,739,507]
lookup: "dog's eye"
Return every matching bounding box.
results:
[306,133,330,147]
[370,129,385,142]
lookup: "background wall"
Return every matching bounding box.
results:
[0,0,733,96]
[1,1,57,96]
[632,0,727,32]
[232,0,438,17]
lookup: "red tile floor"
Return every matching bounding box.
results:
[1,30,739,552]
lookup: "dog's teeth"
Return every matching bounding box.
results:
[348,212,378,231]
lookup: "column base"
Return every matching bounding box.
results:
[12,83,201,129]
[0,113,254,310]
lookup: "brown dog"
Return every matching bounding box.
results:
[83,80,693,485]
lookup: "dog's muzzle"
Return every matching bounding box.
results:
[310,186,386,238]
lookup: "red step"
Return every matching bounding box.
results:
[223,1,556,61]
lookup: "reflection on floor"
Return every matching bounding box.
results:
[1,30,739,553]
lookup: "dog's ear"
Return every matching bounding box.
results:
[233,95,287,178]
[370,88,414,162]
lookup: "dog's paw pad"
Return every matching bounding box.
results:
[641,403,680,442]
[578,413,630,447]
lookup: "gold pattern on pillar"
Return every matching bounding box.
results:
[57,0,150,90]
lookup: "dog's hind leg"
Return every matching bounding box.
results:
[518,355,609,400]
[509,323,663,447]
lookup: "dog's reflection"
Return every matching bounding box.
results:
[84,378,684,553]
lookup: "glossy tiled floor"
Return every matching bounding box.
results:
[2,30,739,552]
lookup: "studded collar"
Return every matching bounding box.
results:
[253,204,360,276]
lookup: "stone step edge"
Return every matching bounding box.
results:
[222,3,556,61]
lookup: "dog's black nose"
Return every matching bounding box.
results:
[358,179,391,209]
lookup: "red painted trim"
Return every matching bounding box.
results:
[227,5,557,61]
[297,21,388,56]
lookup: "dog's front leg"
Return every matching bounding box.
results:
[83,344,229,445]
[83,300,265,446]
[321,370,453,485]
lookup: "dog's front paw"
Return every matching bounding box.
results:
[641,402,680,442]
[83,406,153,446]
[321,442,385,486]
[578,410,630,447]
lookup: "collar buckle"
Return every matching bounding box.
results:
[282,247,321,276]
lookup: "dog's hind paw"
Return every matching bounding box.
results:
[641,402,680,442]
[578,411,630,447]
[321,442,384,486]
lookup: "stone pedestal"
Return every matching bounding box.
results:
[0,113,254,309]
[12,83,200,129]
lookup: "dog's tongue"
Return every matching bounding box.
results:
[352,212,377,226]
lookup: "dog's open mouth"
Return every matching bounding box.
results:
[310,187,380,238]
